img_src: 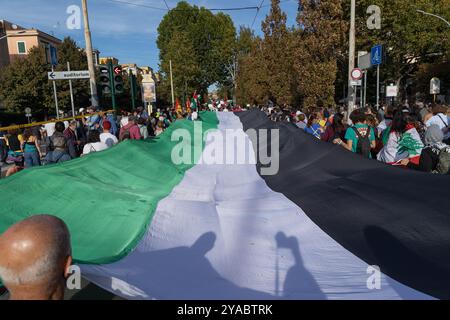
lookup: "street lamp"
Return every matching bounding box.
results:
[416,10,450,27]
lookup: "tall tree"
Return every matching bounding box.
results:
[0,37,91,115]
[0,46,52,114]
[294,0,346,108]
[261,0,295,105]
[157,1,236,102]
[341,0,450,102]
[223,26,256,103]
[236,37,271,105]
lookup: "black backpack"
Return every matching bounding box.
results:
[352,126,371,158]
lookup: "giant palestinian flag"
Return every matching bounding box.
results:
[0,110,449,300]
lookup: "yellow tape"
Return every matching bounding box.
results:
[0,110,115,132]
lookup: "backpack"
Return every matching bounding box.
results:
[50,133,67,151]
[436,150,450,174]
[352,126,371,158]
[119,128,131,141]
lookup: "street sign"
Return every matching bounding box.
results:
[371,45,383,66]
[430,77,441,94]
[351,68,363,80]
[350,80,362,86]
[386,85,398,97]
[358,53,372,70]
[48,71,90,80]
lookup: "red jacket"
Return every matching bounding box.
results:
[120,123,142,140]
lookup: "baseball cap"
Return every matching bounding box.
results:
[103,120,111,130]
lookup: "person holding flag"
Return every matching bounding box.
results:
[191,92,198,111]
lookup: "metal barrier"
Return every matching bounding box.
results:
[0,110,115,132]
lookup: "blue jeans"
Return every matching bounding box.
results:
[45,150,71,164]
[24,151,41,168]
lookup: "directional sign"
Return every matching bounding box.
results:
[351,68,363,80]
[48,71,90,80]
[113,66,122,75]
[371,45,383,66]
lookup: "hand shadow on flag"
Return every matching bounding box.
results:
[123,231,274,300]
[275,232,326,300]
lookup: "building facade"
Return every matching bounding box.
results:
[0,20,61,68]
[99,56,119,66]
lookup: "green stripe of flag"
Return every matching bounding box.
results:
[0,112,218,265]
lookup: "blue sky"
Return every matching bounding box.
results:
[1,0,299,71]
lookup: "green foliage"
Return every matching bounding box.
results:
[295,0,346,108]
[341,0,450,101]
[0,37,91,115]
[0,46,53,114]
[157,1,236,102]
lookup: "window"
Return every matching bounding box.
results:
[17,41,26,54]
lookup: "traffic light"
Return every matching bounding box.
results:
[99,65,111,95]
[113,65,124,94]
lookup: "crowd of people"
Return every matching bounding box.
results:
[0,105,195,177]
[1,101,449,177]
[261,102,450,174]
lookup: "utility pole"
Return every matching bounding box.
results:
[170,60,175,108]
[347,0,356,121]
[81,0,99,108]
[51,64,59,119]
[67,62,76,118]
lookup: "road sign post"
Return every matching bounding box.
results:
[371,45,383,109]
[430,77,441,102]
[358,51,370,108]
[51,65,60,119]
[351,68,363,107]
[67,62,76,118]
[25,107,32,124]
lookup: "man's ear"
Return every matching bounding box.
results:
[63,256,73,278]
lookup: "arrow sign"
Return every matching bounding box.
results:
[48,71,90,80]
[114,66,122,75]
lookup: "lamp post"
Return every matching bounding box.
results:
[416,10,450,27]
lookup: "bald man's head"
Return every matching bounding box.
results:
[0,215,72,300]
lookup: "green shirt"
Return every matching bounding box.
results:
[344,124,376,157]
